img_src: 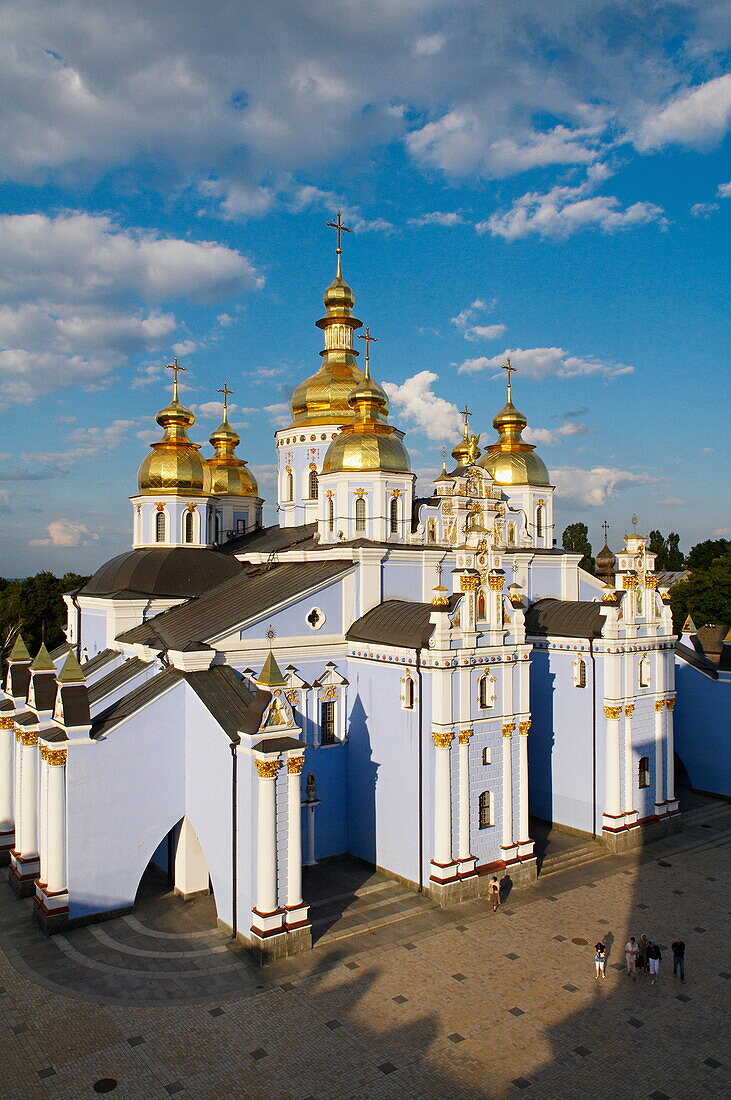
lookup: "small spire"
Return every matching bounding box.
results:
[257,651,287,688]
[217,382,234,422]
[326,211,351,279]
[30,643,55,672]
[601,519,610,544]
[357,326,377,379]
[460,405,471,441]
[502,358,516,402]
[8,634,30,662]
[682,614,697,635]
[57,649,86,684]
[166,356,186,403]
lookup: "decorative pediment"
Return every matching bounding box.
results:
[312,661,349,689]
[259,687,298,732]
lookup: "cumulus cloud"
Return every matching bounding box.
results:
[65,420,137,447]
[480,166,667,241]
[524,422,589,446]
[29,519,100,547]
[382,371,462,441]
[458,346,633,379]
[0,211,262,407]
[264,402,291,427]
[551,466,659,507]
[409,211,464,227]
[690,201,719,218]
[289,186,395,233]
[718,181,731,198]
[635,74,731,152]
[451,300,506,342]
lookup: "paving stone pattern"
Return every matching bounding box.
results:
[0,802,728,1097]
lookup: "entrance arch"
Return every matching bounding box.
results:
[135,816,214,908]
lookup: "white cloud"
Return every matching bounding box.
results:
[264,402,291,427]
[412,34,446,58]
[382,371,462,441]
[0,211,262,407]
[714,527,731,538]
[190,400,241,419]
[657,497,686,506]
[635,74,731,152]
[451,299,506,342]
[552,466,659,507]
[524,422,589,446]
[289,185,395,233]
[458,346,633,379]
[172,339,197,357]
[480,167,667,241]
[29,518,99,547]
[198,179,275,221]
[690,201,719,218]
[66,419,137,447]
[408,211,464,227]
[718,181,731,198]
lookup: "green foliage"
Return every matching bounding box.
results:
[562,522,594,574]
[685,538,730,572]
[648,530,685,571]
[0,572,89,663]
[670,548,731,633]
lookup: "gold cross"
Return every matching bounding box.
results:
[217,382,234,410]
[502,358,516,380]
[602,520,610,542]
[358,326,377,376]
[166,356,186,398]
[326,211,351,254]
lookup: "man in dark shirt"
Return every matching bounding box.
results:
[671,938,686,982]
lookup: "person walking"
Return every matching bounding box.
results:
[637,934,650,975]
[625,936,639,980]
[671,938,685,982]
[594,941,607,980]
[647,940,662,985]
[488,876,501,912]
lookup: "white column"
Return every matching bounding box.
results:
[654,699,665,809]
[432,731,454,867]
[0,718,14,843]
[501,723,514,849]
[457,730,473,865]
[604,706,622,822]
[665,698,676,805]
[286,756,305,908]
[305,801,318,866]
[16,733,39,857]
[45,751,67,895]
[38,753,48,884]
[255,759,279,915]
[518,721,530,843]
[623,705,636,820]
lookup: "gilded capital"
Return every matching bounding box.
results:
[0,717,14,730]
[654,698,666,712]
[15,728,38,746]
[624,704,635,717]
[460,575,479,592]
[255,758,281,779]
[665,698,676,711]
[488,574,505,591]
[646,575,657,589]
[287,755,306,775]
[501,722,515,738]
[623,575,638,590]
[603,705,622,721]
[458,728,473,744]
[432,731,454,749]
[519,720,531,736]
[47,748,67,767]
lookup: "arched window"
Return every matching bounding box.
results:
[155,510,166,543]
[427,519,437,543]
[576,658,587,688]
[286,469,294,502]
[309,468,318,499]
[477,589,487,620]
[214,513,221,543]
[390,496,398,534]
[355,496,366,532]
[479,673,494,709]
[478,791,492,829]
[639,654,650,688]
[638,756,650,789]
[536,504,544,538]
[328,496,334,532]
[184,510,194,544]
[403,677,415,710]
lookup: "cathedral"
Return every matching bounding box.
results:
[0,227,682,960]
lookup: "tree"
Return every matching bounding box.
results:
[685,538,730,573]
[669,548,731,633]
[562,523,594,574]
[648,530,684,572]
[666,532,684,571]
[0,571,89,664]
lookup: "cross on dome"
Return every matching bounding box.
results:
[166,356,186,401]
[357,326,377,377]
[326,211,351,276]
[217,382,234,413]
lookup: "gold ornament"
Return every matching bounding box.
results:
[665,698,676,711]
[519,721,531,736]
[432,731,454,748]
[0,717,14,730]
[624,704,635,717]
[502,722,515,738]
[460,575,479,592]
[15,729,38,746]
[488,574,504,591]
[603,706,622,720]
[255,759,281,779]
[287,755,306,774]
[458,729,473,744]
[654,699,666,712]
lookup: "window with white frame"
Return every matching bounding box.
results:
[482,747,492,765]
[285,469,294,502]
[155,510,166,542]
[389,496,398,534]
[184,510,195,544]
[638,756,650,788]
[355,496,366,532]
[573,656,587,688]
[478,791,493,828]
[327,496,334,532]
[309,468,318,499]
[479,672,496,709]
[536,503,545,538]
[639,653,651,688]
[401,674,415,710]
[427,518,437,543]
[320,699,336,745]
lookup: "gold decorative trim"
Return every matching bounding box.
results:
[15,729,38,746]
[665,698,676,711]
[355,488,366,498]
[287,755,306,775]
[432,731,454,748]
[654,699,666,712]
[603,706,622,720]
[460,575,479,592]
[458,729,473,744]
[46,747,67,767]
[623,575,638,590]
[488,574,504,591]
[255,759,281,779]
[391,488,401,498]
[624,704,635,717]
[646,575,657,589]
[519,720,531,736]
[0,717,14,730]
[502,722,515,738]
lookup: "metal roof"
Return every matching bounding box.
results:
[81,648,117,676]
[91,668,181,738]
[347,597,460,650]
[80,546,243,599]
[88,658,148,705]
[675,641,718,680]
[524,598,605,639]
[117,559,353,651]
[220,522,318,556]
[184,666,271,740]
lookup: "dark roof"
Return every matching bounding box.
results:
[252,736,306,753]
[219,523,318,556]
[183,666,271,741]
[0,700,13,714]
[347,597,460,650]
[117,559,353,651]
[58,684,91,727]
[88,658,148,705]
[524,598,605,639]
[31,670,57,712]
[81,648,117,676]
[15,711,38,726]
[49,642,70,661]
[695,625,728,663]
[91,668,181,738]
[676,641,718,680]
[80,547,243,599]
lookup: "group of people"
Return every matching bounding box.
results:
[592,935,686,984]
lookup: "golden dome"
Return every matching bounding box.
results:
[137,374,208,495]
[478,373,550,486]
[321,353,411,475]
[207,400,259,497]
[451,407,481,466]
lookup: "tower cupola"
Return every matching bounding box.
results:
[479,361,549,486]
[137,359,208,495]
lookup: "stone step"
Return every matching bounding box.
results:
[540,846,609,878]
[311,886,425,927]
[680,801,731,827]
[316,899,433,946]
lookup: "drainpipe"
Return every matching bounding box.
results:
[416,646,424,893]
[589,638,597,839]
[230,742,238,940]
[71,593,82,661]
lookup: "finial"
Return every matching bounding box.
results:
[602,519,610,543]
[502,358,516,401]
[460,405,471,440]
[440,445,447,472]
[326,211,351,278]
[217,382,234,421]
[357,326,377,379]
[631,514,638,532]
[166,356,186,402]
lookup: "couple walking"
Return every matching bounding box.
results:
[625,936,662,982]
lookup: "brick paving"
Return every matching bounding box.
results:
[0,802,728,1098]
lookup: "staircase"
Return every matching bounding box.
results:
[538,839,610,880]
[309,878,434,946]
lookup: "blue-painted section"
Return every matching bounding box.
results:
[675,659,731,797]
[238,577,345,641]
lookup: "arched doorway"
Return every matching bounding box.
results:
[135,817,216,921]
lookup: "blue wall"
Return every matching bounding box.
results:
[675,660,731,797]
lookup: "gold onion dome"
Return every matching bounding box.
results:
[321,345,411,475]
[479,369,549,486]
[207,393,258,497]
[138,365,209,495]
[451,406,481,466]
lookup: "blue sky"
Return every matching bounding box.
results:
[0,0,729,577]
